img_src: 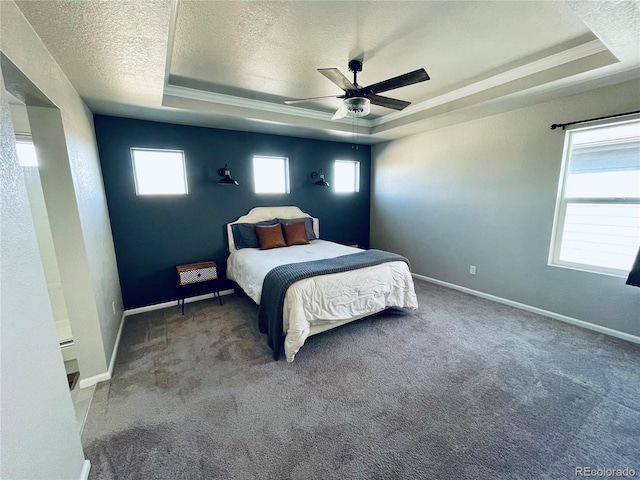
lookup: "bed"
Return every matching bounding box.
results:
[226,206,418,362]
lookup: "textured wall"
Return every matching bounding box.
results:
[95,115,371,309]
[1,0,123,377]
[371,79,640,337]
[0,66,86,480]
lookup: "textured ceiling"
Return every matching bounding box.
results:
[171,1,588,107]
[15,0,172,112]
[14,0,640,143]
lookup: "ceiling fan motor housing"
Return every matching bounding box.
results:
[348,59,363,73]
[348,59,363,87]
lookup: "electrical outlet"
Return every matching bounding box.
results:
[469,265,476,275]
[112,301,116,315]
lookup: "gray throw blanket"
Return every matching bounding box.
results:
[258,249,410,360]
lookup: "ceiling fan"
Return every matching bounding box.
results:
[285,59,430,120]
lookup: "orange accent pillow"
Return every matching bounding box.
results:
[282,221,310,246]
[255,224,286,250]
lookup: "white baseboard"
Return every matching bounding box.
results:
[79,460,91,480]
[124,289,235,316]
[412,273,640,345]
[108,310,126,375]
[76,290,234,389]
[78,310,126,389]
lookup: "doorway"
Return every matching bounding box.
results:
[7,94,94,433]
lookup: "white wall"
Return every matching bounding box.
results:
[371,79,640,337]
[1,1,126,476]
[23,166,74,342]
[0,72,87,480]
[9,103,74,343]
[1,0,123,380]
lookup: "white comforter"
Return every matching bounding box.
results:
[227,240,418,362]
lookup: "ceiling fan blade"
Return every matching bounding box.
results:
[368,94,411,111]
[365,68,430,95]
[285,95,343,105]
[318,68,356,91]
[331,107,347,121]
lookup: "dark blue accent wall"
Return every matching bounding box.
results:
[94,115,371,309]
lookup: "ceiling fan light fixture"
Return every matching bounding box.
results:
[344,97,370,117]
[332,97,371,120]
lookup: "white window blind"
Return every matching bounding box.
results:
[550,119,640,276]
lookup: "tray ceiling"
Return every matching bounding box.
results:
[15,0,640,143]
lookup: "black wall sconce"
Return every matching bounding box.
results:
[218,164,238,185]
[311,169,329,187]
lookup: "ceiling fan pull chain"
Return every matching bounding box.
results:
[352,117,359,149]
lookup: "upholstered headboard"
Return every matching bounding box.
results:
[226,206,319,253]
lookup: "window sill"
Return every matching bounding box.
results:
[547,261,629,279]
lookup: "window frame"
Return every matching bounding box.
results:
[548,118,640,277]
[252,155,290,194]
[131,147,188,196]
[333,159,360,193]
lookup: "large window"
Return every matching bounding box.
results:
[131,148,188,195]
[253,156,290,194]
[549,119,640,276]
[334,160,360,193]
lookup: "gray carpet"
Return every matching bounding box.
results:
[82,279,640,480]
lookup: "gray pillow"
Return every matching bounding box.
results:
[231,219,279,249]
[278,217,317,240]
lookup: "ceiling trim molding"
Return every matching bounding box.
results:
[371,38,610,127]
[164,37,609,132]
[164,84,376,126]
[163,0,180,89]
[164,1,367,127]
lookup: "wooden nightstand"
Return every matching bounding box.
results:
[176,261,223,314]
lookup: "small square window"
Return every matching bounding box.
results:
[131,148,188,195]
[334,160,360,193]
[253,156,290,194]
